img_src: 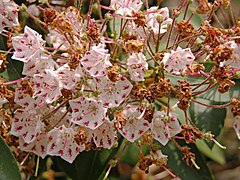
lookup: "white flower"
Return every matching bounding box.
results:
[12,26,45,62]
[110,0,143,17]
[19,133,47,159]
[0,0,19,33]
[81,43,112,77]
[146,7,172,35]
[117,105,149,142]
[220,41,240,69]
[11,109,45,143]
[69,96,107,129]
[91,75,133,108]
[92,119,117,149]
[32,69,62,104]
[127,53,148,81]
[162,47,195,75]
[47,125,85,163]
[22,53,55,76]
[150,111,181,146]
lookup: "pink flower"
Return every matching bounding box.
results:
[19,133,48,159]
[0,0,19,33]
[150,111,181,146]
[12,26,45,62]
[57,64,83,90]
[127,53,148,82]
[91,75,133,108]
[22,53,55,76]
[69,96,107,129]
[162,47,195,75]
[81,43,112,77]
[10,109,45,143]
[117,105,149,142]
[110,0,143,17]
[233,116,240,140]
[220,41,240,69]
[14,83,44,112]
[47,125,85,163]
[92,119,117,149]
[146,7,172,35]
[32,69,62,104]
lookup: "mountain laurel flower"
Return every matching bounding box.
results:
[146,7,172,35]
[117,105,150,142]
[110,0,143,17]
[92,119,117,149]
[19,133,48,159]
[11,109,45,143]
[32,69,62,104]
[22,53,55,76]
[233,116,240,139]
[220,41,240,69]
[47,125,85,163]
[150,111,181,146]
[92,75,133,108]
[12,26,45,62]
[57,64,83,90]
[127,53,148,82]
[0,0,19,33]
[162,47,195,75]
[69,96,107,130]
[81,43,112,77]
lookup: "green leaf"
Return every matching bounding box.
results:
[196,140,225,165]
[161,141,214,180]
[198,80,240,103]
[119,143,149,166]
[189,98,227,147]
[0,136,21,180]
[55,138,124,180]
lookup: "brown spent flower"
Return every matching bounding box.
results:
[148,78,171,100]
[176,80,192,111]
[138,156,153,173]
[196,0,212,14]
[44,8,59,25]
[86,22,100,43]
[107,66,119,82]
[221,0,231,9]
[175,20,198,38]
[218,78,235,93]
[0,85,14,102]
[124,39,144,53]
[61,89,73,98]
[133,11,146,27]
[74,127,88,145]
[181,124,203,143]
[68,53,81,70]
[231,98,240,117]
[181,146,196,167]
[143,108,155,123]
[141,131,154,145]
[210,45,233,64]
[189,61,205,75]
[114,109,127,130]
[0,53,8,71]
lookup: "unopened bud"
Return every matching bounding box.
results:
[156,14,164,24]
[20,3,27,12]
[105,13,113,21]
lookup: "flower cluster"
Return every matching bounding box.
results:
[0,0,240,178]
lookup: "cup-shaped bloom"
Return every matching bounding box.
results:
[162,47,195,75]
[69,96,107,130]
